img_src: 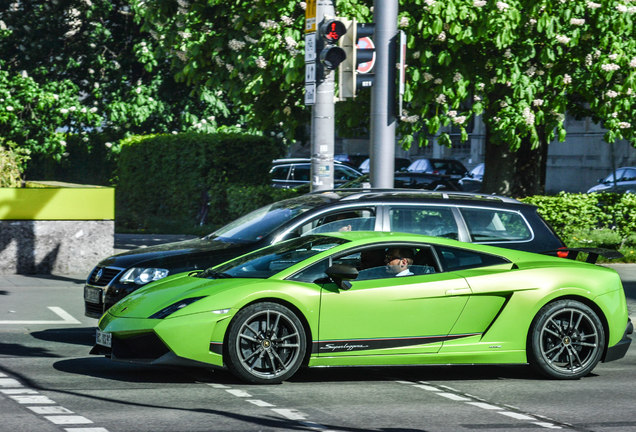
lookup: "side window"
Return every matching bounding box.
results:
[623,169,636,181]
[270,165,290,180]
[297,209,376,236]
[292,165,310,181]
[288,259,330,283]
[460,208,531,242]
[389,207,458,239]
[435,246,509,272]
[335,165,359,181]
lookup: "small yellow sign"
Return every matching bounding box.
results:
[305,0,317,33]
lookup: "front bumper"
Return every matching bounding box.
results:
[604,318,633,363]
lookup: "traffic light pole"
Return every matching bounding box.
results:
[310,0,337,192]
[369,0,398,189]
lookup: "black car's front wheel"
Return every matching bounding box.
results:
[226,302,306,384]
[528,299,605,379]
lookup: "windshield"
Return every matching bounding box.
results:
[198,235,348,279]
[207,195,339,243]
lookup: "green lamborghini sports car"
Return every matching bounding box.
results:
[91,232,632,384]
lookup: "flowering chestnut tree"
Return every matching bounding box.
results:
[131,0,634,195]
[398,0,635,195]
[0,0,232,166]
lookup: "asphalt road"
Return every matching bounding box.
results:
[0,265,634,432]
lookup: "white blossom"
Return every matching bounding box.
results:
[423,72,434,82]
[556,35,571,44]
[601,63,620,71]
[616,4,628,12]
[425,0,436,6]
[473,0,487,6]
[618,122,631,129]
[105,142,113,148]
[437,31,446,42]
[6,105,13,111]
[606,90,619,98]
[435,94,447,104]
[90,107,98,113]
[448,110,457,117]
[281,15,294,26]
[228,39,246,51]
[586,1,601,9]
[570,18,586,25]
[284,36,298,50]
[412,51,421,59]
[453,116,467,125]
[259,20,278,30]
[477,83,485,91]
[529,18,537,25]
[608,53,619,60]
[255,56,267,69]
[629,57,636,68]
[611,112,619,118]
[525,65,537,77]
[532,99,544,107]
[434,78,443,84]
[453,72,463,82]
[60,140,67,147]
[401,115,420,123]
[563,74,572,84]
[585,54,593,67]
[473,95,482,101]
[60,108,69,114]
[522,107,535,125]
[299,2,306,10]
[500,101,508,108]
[399,16,409,28]
[496,1,510,11]
[504,49,512,58]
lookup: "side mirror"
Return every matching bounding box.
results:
[325,264,359,290]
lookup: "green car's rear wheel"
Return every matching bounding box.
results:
[528,300,605,379]
[226,302,306,384]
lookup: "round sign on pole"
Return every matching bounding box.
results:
[356,36,376,74]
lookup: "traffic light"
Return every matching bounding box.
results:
[338,19,376,100]
[318,18,347,71]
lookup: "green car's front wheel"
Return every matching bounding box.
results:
[226,302,306,384]
[528,299,605,379]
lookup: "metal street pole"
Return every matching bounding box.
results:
[310,0,337,192]
[369,0,398,188]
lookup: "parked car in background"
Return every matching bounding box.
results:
[587,167,636,193]
[407,158,468,181]
[459,163,484,192]
[83,190,566,318]
[270,158,362,189]
[358,157,411,174]
[335,153,369,169]
[394,172,460,191]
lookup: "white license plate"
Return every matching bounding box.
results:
[85,287,102,304]
[96,330,112,348]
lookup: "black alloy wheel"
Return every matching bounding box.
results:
[528,299,605,379]
[226,302,306,384]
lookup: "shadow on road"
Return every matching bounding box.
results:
[31,327,95,347]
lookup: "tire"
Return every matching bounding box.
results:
[226,302,306,384]
[528,300,605,379]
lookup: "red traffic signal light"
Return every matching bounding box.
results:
[320,19,347,43]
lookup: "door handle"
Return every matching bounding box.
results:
[445,288,471,296]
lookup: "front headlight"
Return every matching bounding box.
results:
[149,296,206,319]
[119,267,169,285]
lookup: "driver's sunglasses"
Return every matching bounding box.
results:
[385,255,402,262]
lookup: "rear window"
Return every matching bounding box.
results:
[460,208,531,242]
[435,245,509,271]
[389,206,459,240]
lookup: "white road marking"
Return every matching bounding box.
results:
[246,399,275,407]
[400,380,562,429]
[225,389,251,397]
[45,415,93,425]
[0,378,23,387]
[0,306,80,325]
[1,388,37,395]
[28,406,75,415]
[63,429,109,432]
[0,372,108,431]
[11,395,56,404]
[271,408,307,420]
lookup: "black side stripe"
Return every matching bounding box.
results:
[312,333,481,354]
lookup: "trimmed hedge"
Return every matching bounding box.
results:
[521,192,636,262]
[116,132,284,233]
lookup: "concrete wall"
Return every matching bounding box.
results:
[0,220,113,277]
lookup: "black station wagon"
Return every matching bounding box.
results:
[84,189,566,318]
